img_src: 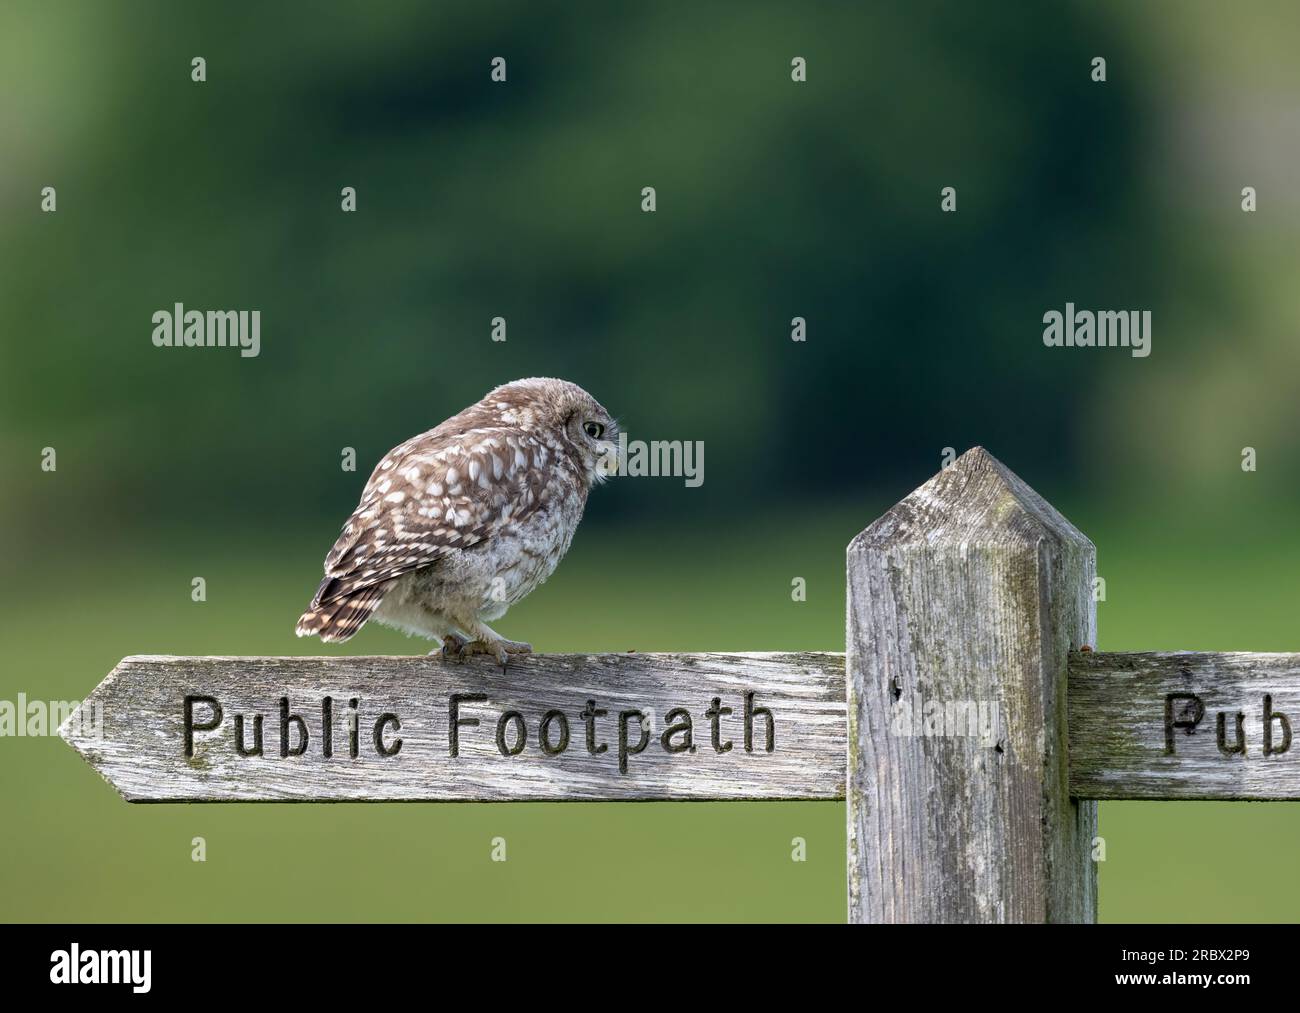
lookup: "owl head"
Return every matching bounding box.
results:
[488,377,621,484]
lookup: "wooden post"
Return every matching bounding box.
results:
[846,446,1097,923]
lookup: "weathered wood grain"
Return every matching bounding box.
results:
[847,446,1097,923]
[58,652,846,802]
[1070,651,1300,800]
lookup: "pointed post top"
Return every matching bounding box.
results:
[845,446,1098,922]
[849,445,1091,555]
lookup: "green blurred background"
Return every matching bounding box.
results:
[4,0,1300,922]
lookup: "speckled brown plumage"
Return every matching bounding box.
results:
[296,377,619,662]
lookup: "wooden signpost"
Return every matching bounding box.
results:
[58,446,1300,922]
[60,652,846,803]
[1070,651,1300,801]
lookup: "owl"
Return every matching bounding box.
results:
[296,377,619,664]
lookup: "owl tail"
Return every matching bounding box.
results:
[295,579,390,643]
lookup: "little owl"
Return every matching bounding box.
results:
[296,377,619,663]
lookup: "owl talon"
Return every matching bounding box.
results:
[494,638,532,671]
[439,633,471,662]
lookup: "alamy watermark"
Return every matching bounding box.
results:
[50,945,151,993]
[151,303,261,358]
[1042,303,1151,358]
[889,693,1000,747]
[0,694,102,738]
[598,433,703,487]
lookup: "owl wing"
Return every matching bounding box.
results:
[296,425,550,640]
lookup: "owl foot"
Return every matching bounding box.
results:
[437,633,531,668]
[438,633,475,662]
[472,637,533,669]
[493,638,533,667]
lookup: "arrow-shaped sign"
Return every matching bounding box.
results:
[58,652,848,802]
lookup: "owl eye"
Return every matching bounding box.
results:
[583,421,605,440]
